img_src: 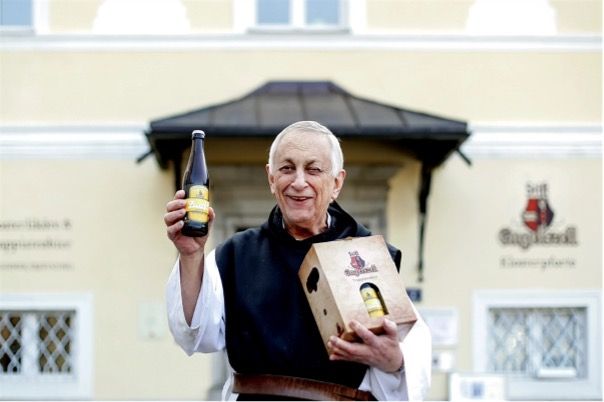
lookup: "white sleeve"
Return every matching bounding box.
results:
[165,249,226,355]
[359,313,432,401]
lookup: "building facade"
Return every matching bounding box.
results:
[0,0,601,400]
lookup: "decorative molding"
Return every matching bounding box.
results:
[463,123,602,158]
[0,123,149,159]
[0,33,600,53]
[1,122,600,160]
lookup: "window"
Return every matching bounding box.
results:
[0,0,47,33]
[1,311,75,374]
[254,0,347,30]
[0,294,93,399]
[0,0,31,28]
[488,307,587,378]
[473,290,601,400]
[257,0,290,25]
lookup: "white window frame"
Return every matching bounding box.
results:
[472,289,602,400]
[0,293,93,399]
[234,0,363,33]
[0,0,48,34]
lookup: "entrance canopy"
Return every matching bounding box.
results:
[144,80,470,169]
[142,81,471,281]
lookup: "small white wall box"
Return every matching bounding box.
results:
[449,373,506,401]
[299,235,417,351]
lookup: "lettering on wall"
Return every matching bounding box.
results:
[497,182,578,270]
[0,218,73,270]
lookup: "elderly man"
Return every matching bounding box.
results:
[164,121,431,400]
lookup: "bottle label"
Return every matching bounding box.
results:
[363,298,385,317]
[361,286,386,317]
[186,185,209,223]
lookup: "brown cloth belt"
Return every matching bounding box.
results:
[233,373,377,401]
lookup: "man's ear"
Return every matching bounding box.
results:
[332,169,346,201]
[266,164,276,194]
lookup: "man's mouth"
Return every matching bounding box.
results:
[287,195,312,202]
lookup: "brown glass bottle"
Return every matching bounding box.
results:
[182,130,210,237]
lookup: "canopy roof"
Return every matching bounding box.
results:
[144,80,470,169]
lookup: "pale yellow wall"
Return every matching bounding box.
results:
[550,0,602,32]
[49,0,102,32]
[0,159,214,399]
[366,0,473,31]
[42,0,602,34]
[366,0,601,33]
[388,156,602,400]
[1,50,601,123]
[47,0,232,33]
[184,0,233,31]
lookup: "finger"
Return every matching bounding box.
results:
[166,220,184,240]
[164,209,186,226]
[350,320,378,347]
[329,336,362,357]
[174,190,185,200]
[327,336,349,356]
[166,198,186,213]
[327,340,354,361]
[382,318,398,338]
[328,337,370,364]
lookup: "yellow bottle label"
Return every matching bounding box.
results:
[361,287,385,317]
[186,185,209,223]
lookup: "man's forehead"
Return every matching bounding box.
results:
[275,132,331,161]
[277,131,330,150]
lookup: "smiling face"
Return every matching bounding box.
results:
[266,131,346,240]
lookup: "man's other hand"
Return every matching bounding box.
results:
[327,318,403,373]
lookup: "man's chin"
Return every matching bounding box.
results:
[282,213,314,227]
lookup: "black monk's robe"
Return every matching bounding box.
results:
[215,202,402,395]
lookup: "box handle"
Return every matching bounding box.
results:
[306,267,320,293]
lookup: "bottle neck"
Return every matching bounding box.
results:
[192,137,204,151]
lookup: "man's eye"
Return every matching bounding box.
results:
[279,166,294,173]
[306,167,323,175]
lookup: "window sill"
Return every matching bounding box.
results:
[247,26,351,35]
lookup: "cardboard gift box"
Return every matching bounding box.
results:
[298,235,417,351]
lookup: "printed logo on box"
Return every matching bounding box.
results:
[345,250,378,277]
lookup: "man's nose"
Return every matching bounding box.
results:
[291,168,308,189]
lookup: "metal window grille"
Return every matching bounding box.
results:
[0,310,74,376]
[0,313,22,373]
[487,307,587,378]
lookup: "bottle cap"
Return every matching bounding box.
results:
[192,130,206,139]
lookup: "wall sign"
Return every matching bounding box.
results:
[499,183,578,249]
[498,182,578,270]
[0,217,74,270]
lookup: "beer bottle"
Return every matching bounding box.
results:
[182,130,210,237]
[360,282,388,318]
